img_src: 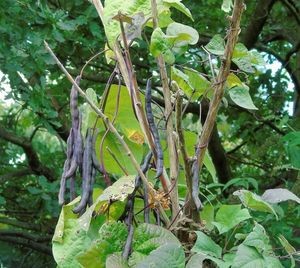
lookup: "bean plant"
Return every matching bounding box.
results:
[45,0,300,267]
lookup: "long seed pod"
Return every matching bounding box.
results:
[145,79,163,178]
[91,129,103,173]
[70,75,81,132]
[75,113,83,173]
[58,128,74,205]
[59,159,71,205]
[122,222,134,259]
[73,128,93,214]
[191,162,203,211]
[69,175,76,202]
[88,167,96,207]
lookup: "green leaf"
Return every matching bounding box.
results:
[77,222,128,268]
[232,245,266,268]
[232,245,283,268]
[52,197,91,268]
[171,66,194,97]
[233,190,278,219]
[166,22,199,45]
[106,254,129,268]
[183,68,211,99]
[229,86,258,110]
[186,253,205,268]
[278,235,296,254]
[205,35,225,55]
[226,73,244,89]
[212,204,251,234]
[150,28,175,64]
[132,223,181,255]
[101,175,136,202]
[201,204,215,231]
[163,0,193,21]
[243,223,272,253]
[191,231,222,258]
[222,0,233,12]
[135,243,185,268]
[223,177,258,191]
[261,188,300,204]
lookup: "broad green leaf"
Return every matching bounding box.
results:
[222,0,233,12]
[166,22,199,45]
[105,84,144,144]
[233,190,278,219]
[184,68,211,98]
[52,197,81,243]
[232,245,266,268]
[232,57,255,73]
[171,66,194,97]
[150,28,175,64]
[52,197,92,268]
[101,175,136,202]
[163,0,193,21]
[132,223,181,255]
[212,204,251,234]
[201,204,215,231]
[77,222,128,268]
[243,223,272,253]
[135,243,185,268]
[186,253,205,268]
[226,73,243,89]
[262,188,300,204]
[229,86,258,110]
[192,231,222,258]
[205,34,225,55]
[94,131,143,175]
[106,254,129,268]
[232,245,283,268]
[103,0,151,45]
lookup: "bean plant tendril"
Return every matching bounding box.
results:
[145,78,164,178]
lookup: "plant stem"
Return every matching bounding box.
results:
[192,0,245,210]
[151,0,180,219]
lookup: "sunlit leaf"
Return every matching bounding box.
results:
[212,204,251,234]
[229,86,258,110]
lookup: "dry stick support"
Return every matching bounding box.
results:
[192,0,245,209]
[174,82,200,223]
[151,0,180,219]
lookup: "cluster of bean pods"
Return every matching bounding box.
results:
[59,75,103,214]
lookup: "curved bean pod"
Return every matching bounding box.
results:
[73,128,93,214]
[191,162,203,211]
[145,79,163,178]
[91,129,103,173]
[70,75,81,132]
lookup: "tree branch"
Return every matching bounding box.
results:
[241,0,277,49]
[0,236,51,255]
[0,168,33,182]
[0,230,51,242]
[0,124,55,181]
[0,217,41,231]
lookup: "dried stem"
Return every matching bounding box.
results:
[151,0,180,219]
[192,0,245,209]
